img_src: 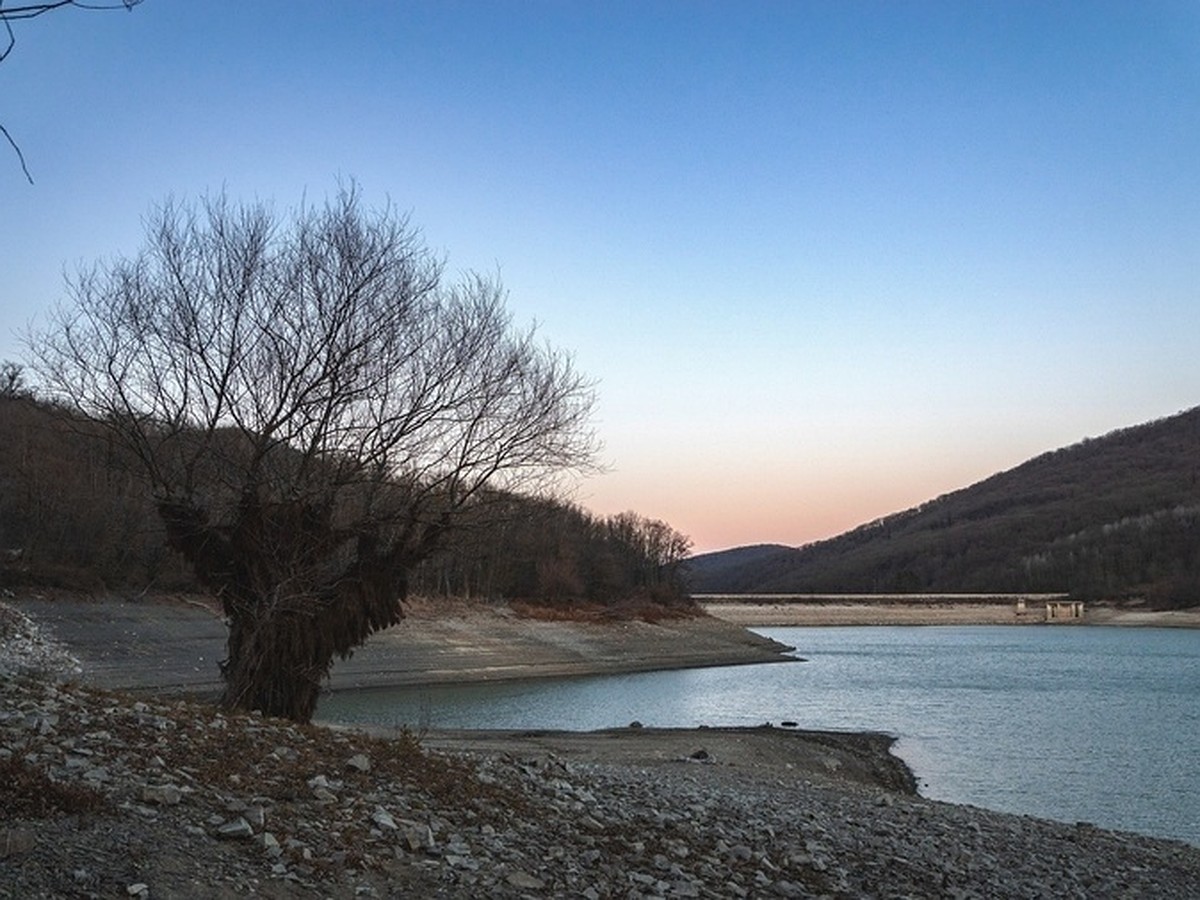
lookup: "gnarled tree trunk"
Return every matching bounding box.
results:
[159,497,411,721]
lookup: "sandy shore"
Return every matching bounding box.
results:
[11,592,1196,702]
[7,592,796,696]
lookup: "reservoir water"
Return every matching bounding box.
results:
[319,625,1200,845]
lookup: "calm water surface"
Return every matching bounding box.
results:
[319,625,1200,845]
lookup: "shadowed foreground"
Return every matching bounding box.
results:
[4,673,1200,898]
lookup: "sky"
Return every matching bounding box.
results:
[1,1,1197,554]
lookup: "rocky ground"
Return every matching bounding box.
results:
[4,604,1200,898]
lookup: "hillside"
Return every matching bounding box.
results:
[0,391,689,609]
[687,407,1200,605]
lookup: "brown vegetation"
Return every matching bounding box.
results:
[0,755,109,819]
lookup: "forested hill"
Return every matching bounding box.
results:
[686,406,1200,606]
[0,391,691,609]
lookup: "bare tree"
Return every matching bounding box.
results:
[29,184,598,721]
[605,511,692,590]
[0,360,28,397]
[2,0,144,182]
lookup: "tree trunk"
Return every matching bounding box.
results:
[220,604,329,721]
[158,498,416,722]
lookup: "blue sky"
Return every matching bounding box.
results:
[2,1,1197,552]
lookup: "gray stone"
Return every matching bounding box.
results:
[371,806,397,830]
[140,783,183,805]
[216,818,254,840]
[727,844,753,862]
[244,804,266,829]
[404,823,435,853]
[0,828,36,859]
[506,870,546,889]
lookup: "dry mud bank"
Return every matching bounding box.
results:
[7,593,795,696]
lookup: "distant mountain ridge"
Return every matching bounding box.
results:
[686,407,1200,606]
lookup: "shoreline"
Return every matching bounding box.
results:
[702,599,1200,628]
[10,592,1198,702]
[5,673,1199,897]
[9,591,1198,703]
[6,594,1200,896]
[345,722,920,796]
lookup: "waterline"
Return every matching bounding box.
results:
[319,625,1200,845]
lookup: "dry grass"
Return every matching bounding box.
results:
[91,687,524,815]
[509,596,701,623]
[0,755,110,819]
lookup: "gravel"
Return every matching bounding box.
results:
[0,600,83,682]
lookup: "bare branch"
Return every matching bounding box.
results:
[0,0,145,180]
[0,123,32,183]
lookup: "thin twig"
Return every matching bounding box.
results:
[0,123,33,183]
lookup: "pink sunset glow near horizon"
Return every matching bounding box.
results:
[2,3,1197,556]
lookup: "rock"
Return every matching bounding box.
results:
[140,783,183,805]
[403,823,435,853]
[371,806,398,830]
[244,805,266,829]
[346,753,371,772]
[506,870,546,889]
[257,832,281,854]
[126,883,149,897]
[0,828,36,859]
[216,818,254,840]
[727,844,753,863]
